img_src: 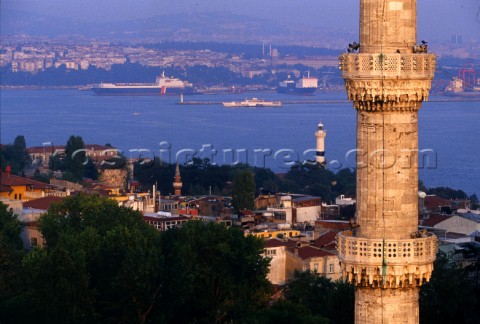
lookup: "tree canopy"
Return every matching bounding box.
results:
[232,169,256,213]
[0,202,24,316]
[0,135,31,175]
[65,135,86,183]
[1,194,273,323]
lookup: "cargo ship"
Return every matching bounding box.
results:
[92,72,195,95]
[445,77,480,98]
[222,98,282,107]
[445,65,480,97]
[277,72,318,95]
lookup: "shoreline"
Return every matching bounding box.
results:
[1,86,479,102]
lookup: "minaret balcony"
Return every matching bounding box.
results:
[336,230,437,288]
[339,53,436,80]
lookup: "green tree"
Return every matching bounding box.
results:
[283,164,336,202]
[65,135,86,182]
[0,202,25,321]
[232,170,256,212]
[30,169,52,184]
[247,300,329,324]
[19,194,164,323]
[159,221,272,323]
[12,135,30,175]
[469,194,479,210]
[419,252,480,324]
[281,271,354,324]
[0,135,31,175]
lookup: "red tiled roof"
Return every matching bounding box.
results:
[424,195,451,210]
[0,171,51,190]
[312,231,338,249]
[315,220,350,232]
[178,209,199,216]
[23,196,64,211]
[27,144,116,154]
[240,210,255,216]
[289,245,335,260]
[84,144,117,151]
[420,214,452,227]
[264,238,297,248]
[27,145,65,154]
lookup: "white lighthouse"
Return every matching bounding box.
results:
[315,123,326,165]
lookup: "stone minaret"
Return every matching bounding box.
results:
[315,123,326,165]
[173,163,182,196]
[337,1,437,323]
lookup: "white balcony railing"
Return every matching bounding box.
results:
[339,53,436,79]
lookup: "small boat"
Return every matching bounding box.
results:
[222,98,282,108]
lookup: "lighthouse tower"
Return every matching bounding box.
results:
[315,123,326,166]
[173,163,182,196]
[337,1,437,323]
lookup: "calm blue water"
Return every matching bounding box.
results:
[1,89,479,196]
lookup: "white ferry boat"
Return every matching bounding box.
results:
[222,98,282,108]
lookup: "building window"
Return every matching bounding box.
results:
[30,237,38,247]
[265,249,277,256]
[329,263,334,273]
[313,263,319,272]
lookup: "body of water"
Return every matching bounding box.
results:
[1,89,478,196]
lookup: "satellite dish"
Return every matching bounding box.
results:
[418,191,426,198]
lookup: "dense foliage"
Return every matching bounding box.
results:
[1,194,480,322]
[232,170,256,212]
[279,271,355,324]
[0,195,271,323]
[135,157,356,203]
[420,251,480,324]
[64,135,86,183]
[0,135,31,175]
[0,203,24,314]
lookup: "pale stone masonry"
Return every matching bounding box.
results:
[337,1,437,323]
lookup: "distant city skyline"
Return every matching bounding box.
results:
[2,0,479,42]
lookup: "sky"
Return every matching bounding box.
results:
[1,0,480,41]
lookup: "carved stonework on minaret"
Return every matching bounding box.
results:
[173,163,182,196]
[339,53,436,111]
[337,1,437,323]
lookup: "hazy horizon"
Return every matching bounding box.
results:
[2,0,479,42]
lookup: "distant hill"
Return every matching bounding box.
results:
[1,10,353,47]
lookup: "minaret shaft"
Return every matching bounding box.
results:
[360,0,417,54]
[356,111,418,240]
[337,1,437,323]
